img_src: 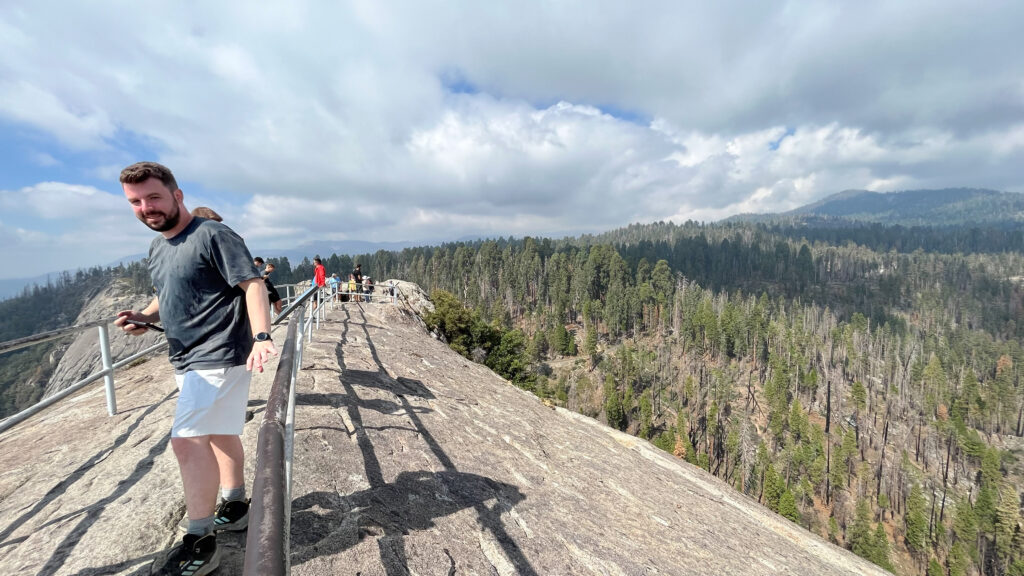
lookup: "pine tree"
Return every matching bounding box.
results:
[763,463,784,512]
[840,430,858,486]
[789,398,807,442]
[871,522,893,571]
[906,482,929,556]
[548,322,568,356]
[996,482,1021,566]
[585,323,598,359]
[778,489,800,523]
[638,391,653,439]
[603,375,625,430]
[950,494,974,545]
[948,541,970,576]
[976,447,1002,536]
[849,498,874,559]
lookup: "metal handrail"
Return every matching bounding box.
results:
[0,317,114,356]
[244,284,324,576]
[244,305,303,576]
[0,285,321,436]
[0,317,161,434]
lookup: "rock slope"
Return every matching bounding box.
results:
[0,295,889,575]
[44,279,164,399]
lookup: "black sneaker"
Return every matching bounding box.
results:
[153,533,220,576]
[213,498,250,532]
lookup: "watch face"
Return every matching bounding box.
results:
[255,332,271,342]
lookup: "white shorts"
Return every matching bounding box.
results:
[172,365,251,438]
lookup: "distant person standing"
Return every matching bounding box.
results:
[348,273,359,302]
[312,257,326,310]
[115,162,276,576]
[264,262,283,315]
[328,273,340,301]
[254,257,283,316]
[352,263,364,302]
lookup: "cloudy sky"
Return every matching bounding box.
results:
[1,1,1022,280]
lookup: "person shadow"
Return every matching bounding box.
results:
[290,470,527,570]
[289,306,538,575]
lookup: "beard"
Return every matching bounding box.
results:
[139,202,181,232]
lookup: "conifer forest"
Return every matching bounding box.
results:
[358,220,1024,576]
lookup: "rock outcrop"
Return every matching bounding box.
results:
[44,279,164,399]
[0,293,889,575]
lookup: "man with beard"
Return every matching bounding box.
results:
[115,162,277,576]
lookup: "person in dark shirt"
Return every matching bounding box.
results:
[115,162,276,576]
[352,263,364,302]
[253,257,283,315]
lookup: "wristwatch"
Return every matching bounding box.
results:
[254,332,272,343]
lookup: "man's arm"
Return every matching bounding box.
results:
[114,296,160,335]
[240,277,278,372]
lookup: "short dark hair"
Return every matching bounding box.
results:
[120,162,178,192]
[355,263,361,268]
[254,257,265,265]
[314,257,322,264]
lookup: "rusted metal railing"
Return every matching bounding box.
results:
[244,284,321,576]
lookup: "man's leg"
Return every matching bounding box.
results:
[210,434,244,491]
[210,434,250,532]
[171,436,220,523]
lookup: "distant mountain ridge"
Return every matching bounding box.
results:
[728,187,1024,226]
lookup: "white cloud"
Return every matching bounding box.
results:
[1,182,124,220]
[0,81,116,151]
[0,1,1023,279]
[0,182,151,276]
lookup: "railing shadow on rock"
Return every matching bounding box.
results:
[294,305,539,576]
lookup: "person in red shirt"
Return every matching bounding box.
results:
[312,257,327,310]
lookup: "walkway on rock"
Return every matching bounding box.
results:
[0,301,890,575]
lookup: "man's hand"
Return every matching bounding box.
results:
[247,340,279,373]
[114,310,155,335]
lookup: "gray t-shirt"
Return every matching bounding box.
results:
[148,217,260,373]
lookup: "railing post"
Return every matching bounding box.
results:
[98,324,117,416]
[286,331,300,495]
[317,289,324,327]
[306,301,314,342]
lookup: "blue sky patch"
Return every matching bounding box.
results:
[440,69,480,95]
[769,127,795,151]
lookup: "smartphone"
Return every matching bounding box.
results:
[122,319,165,333]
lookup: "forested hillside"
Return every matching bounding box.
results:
[332,220,1024,576]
